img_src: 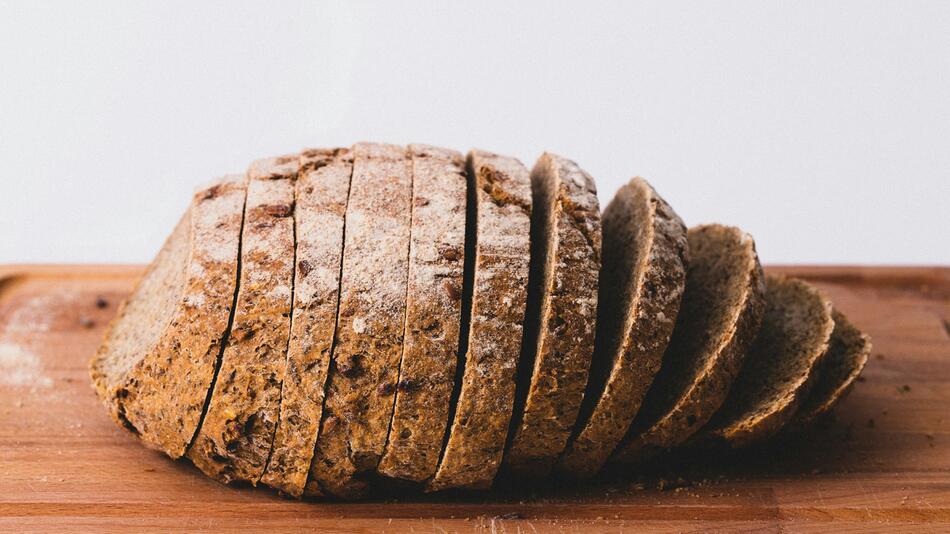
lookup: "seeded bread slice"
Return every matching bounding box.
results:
[504,153,601,477]
[610,224,765,466]
[89,174,246,458]
[376,144,467,482]
[427,150,532,491]
[186,155,298,484]
[259,149,352,497]
[789,309,871,428]
[308,142,412,498]
[699,275,834,447]
[557,177,688,479]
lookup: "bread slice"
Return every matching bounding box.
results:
[504,153,601,477]
[610,224,765,466]
[699,275,834,447]
[89,174,246,458]
[186,155,298,484]
[308,142,412,498]
[376,144,467,482]
[259,149,352,497]
[427,149,532,491]
[789,309,871,428]
[556,177,688,479]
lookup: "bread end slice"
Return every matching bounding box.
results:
[90,175,246,458]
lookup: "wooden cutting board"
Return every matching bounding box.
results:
[1,264,948,533]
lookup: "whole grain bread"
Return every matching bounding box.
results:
[427,149,532,491]
[557,177,688,480]
[308,142,412,498]
[89,174,246,458]
[259,149,352,497]
[789,309,871,428]
[699,275,834,447]
[186,156,298,484]
[610,224,765,466]
[504,153,601,478]
[376,144,467,482]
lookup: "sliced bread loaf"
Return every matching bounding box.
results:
[557,177,688,479]
[260,148,352,497]
[376,144,467,482]
[89,174,246,458]
[427,149,532,491]
[789,309,871,428]
[699,275,834,447]
[504,153,601,477]
[308,142,412,498]
[186,156,298,484]
[610,224,765,465]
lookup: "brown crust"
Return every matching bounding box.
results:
[259,149,352,497]
[428,150,531,491]
[186,155,299,484]
[504,153,601,477]
[89,174,246,458]
[557,177,688,479]
[789,309,871,428]
[700,275,834,447]
[376,145,467,482]
[610,224,765,465]
[308,143,412,498]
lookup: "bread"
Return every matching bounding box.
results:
[699,275,834,447]
[376,145,467,482]
[259,149,352,497]
[91,144,871,498]
[90,174,246,458]
[428,150,532,491]
[557,177,688,479]
[308,143,412,498]
[186,156,298,484]
[789,309,871,428]
[504,153,601,477]
[610,224,765,465]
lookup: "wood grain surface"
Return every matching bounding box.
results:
[0,264,948,533]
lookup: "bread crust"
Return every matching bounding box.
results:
[186,155,298,484]
[428,150,531,491]
[308,143,412,498]
[789,309,871,428]
[557,177,688,479]
[700,275,834,447]
[260,149,352,497]
[504,153,601,477]
[376,144,467,482]
[610,224,765,465]
[89,174,246,458]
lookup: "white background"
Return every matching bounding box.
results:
[1,1,948,265]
